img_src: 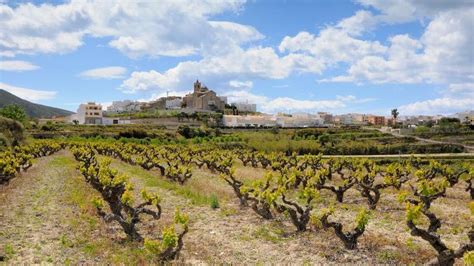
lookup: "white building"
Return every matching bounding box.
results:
[223,114,324,128]
[455,111,474,124]
[334,114,353,125]
[223,115,277,127]
[165,98,182,109]
[333,113,368,125]
[103,117,132,125]
[107,100,142,113]
[276,113,324,128]
[76,102,103,124]
[232,103,257,112]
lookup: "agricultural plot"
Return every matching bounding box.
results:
[0,140,473,264]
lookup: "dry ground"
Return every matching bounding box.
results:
[0,151,472,264]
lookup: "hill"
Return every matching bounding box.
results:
[0,89,74,118]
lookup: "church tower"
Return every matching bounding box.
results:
[194,79,201,92]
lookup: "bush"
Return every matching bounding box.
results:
[40,121,57,131]
[292,128,323,139]
[177,125,193,138]
[118,129,149,139]
[0,104,27,123]
[0,116,25,146]
[0,133,7,149]
[210,194,220,209]
[177,125,214,139]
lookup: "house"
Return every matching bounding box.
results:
[223,113,324,128]
[165,98,183,109]
[183,80,226,111]
[367,115,385,126]
[318,112,334,124]
[335,114,354,125]
[455,111,474,124]
[143,96,182,110]
[103,117,131,125]
[352,114,367,124]
[385,118,395,126]
[223,115,277,128]
[76,102,103,124]
[276,113,324,128]
[231,103,257,113]
[107,100,142,113]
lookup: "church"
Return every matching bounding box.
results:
[183,80,227,111]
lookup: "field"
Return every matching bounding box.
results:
[1,128,473,265]
[27,125,468,155]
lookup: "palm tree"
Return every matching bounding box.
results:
[391,109,399,126]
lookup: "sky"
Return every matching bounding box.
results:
[0,0,473,116]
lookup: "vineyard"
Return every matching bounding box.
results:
[1,139,473,264]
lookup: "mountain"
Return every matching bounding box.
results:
[0,89,74,118]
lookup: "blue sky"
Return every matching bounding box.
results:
[0,0,473,115]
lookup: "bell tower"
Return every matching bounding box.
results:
[194,79,201,92]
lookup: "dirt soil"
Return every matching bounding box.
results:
[0,151,97,263]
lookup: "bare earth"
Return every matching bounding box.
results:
[0,151,95,263]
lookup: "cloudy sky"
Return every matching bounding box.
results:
[0,0,473,115]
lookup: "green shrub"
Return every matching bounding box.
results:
[0,104,27,123]
[40,121,57,131]
[0,116,25,146]
[118,129,148,139]
[210,194,220,209]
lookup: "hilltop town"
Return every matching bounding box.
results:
[64,80,474,130]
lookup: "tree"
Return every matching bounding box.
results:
[177,125,193,138]
[0,116,25,147]
[0,104,27,122]
[438,117,460,125]
[318,134,330,146]
[391,109,399,123]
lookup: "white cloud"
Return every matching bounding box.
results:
[223,89,344,113]
[272,84,289,88]
[447,83,474,97]
[0,82,56,101]
[223,90,268,105]
[0,0,254,58]
[399,97,474,115]
[229,80,253,89]
[356,0,473,23]
[322,7,473,85]
[99,2,257,58]
[3,0,471,117]
[119,46,324,94]
[355,0,417,23]
[0,60,39,71]
[275,1,473,88]
[79,66,127,80]
[0,2,90,56]
[223,90,372,113]
[262,97,346,113]
[0,50,15,57]
[335,95,376,104]
[336,95,357,102]
[399,82,474,115]
[127,90,190,105]
[336,10,378,35]
[279,29,386,65]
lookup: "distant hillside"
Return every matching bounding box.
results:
[0,89,74,118]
